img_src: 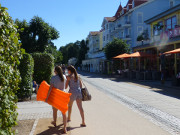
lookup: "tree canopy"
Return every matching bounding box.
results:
[59,40,88,65]
[104,38,130,60]
[15,16,59,53]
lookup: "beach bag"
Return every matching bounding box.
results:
[81,80,92,101]
[37,81,72,114]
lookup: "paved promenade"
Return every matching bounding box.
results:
[16,73,180,135]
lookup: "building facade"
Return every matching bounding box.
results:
[82,0,180,75]
[82,31,105,73]
[134,3,180,79]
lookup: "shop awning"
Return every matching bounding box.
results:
[126,52,154,58]
[164,48,180,54]
[113,53,130,59]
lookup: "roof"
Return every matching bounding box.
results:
[89,31,100,36]
[115,4,123,18]
[145,4,180,24]
[104,17,117,22]
[115,0,149,19]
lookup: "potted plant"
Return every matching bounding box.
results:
[137,35,144,41]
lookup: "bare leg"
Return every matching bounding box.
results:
[62,113,67,133]
[52,107,57,126]
[68,100,74,121]
[35,86,38,93]
[76,99,86,125]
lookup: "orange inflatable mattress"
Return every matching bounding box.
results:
[37,81,71,114]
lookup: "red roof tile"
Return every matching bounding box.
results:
[105,17,117,22]
[90,31,100,36]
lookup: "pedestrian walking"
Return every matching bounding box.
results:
[46,66,67,133]
[65,65,86,127]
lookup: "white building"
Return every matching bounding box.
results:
[82,31,105,73]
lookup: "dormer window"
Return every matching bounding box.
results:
[170,0,174,8]
[132,0,135,8]
[122,9,124,14]
[127,6,129,11]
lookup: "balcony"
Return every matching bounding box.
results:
[124,35,131,41]
[115,24,123,30]
[123,21,131,27]
[136,40,150,46]
[150,35,161,43]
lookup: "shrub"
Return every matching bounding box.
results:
[137,35,144,41]
[32,53,54,84]
[17,53,34,99]
[0,6,22,134]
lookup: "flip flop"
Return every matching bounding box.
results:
[51,121,56,127]
[67,120,71,122]
[80,124,86,127]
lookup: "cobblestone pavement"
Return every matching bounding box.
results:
[80,72,180,135]
[17,101,62,120]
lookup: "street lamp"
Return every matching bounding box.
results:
[141,40,144,46]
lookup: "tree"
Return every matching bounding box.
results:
[0,5,22,134]
[104,38,130,60]
[59,41,80,64]
[45,43,63,64]
[15,16,59,53]
[77,40,89,66]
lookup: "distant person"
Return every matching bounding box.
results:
[46,66,67,133]
[61,64,66,75]
[33,81,38,93]
[65,65,86,127]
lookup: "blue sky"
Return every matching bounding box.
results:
[1,0,127,49]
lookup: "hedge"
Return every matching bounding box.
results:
[32,53,54,84]
[0,5,22,134]
[17,53,34,99]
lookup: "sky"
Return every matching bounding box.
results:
[1,0,127,49]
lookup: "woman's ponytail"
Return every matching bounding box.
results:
[55,66,64,82]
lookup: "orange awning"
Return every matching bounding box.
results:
[127,52,156,58]
[113,53,130,59]
[164,48,180,54]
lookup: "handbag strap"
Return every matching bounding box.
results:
[79,77,87,89]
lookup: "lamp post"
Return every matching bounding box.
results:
[141,40,144,46]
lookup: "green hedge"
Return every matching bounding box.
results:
[17,53,34,99]
[32,53,54,84]
[0,6,22,134]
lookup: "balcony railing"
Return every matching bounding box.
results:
[123,21,131,27]
[136,40,150,46]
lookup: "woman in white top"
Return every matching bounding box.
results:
[46,66,67,133]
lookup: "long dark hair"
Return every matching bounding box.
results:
[55,66,64,82]
[67,65,78,81]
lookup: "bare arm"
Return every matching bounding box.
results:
[45,84,53,102]
[65,76,70,89]
[79,77,82,89]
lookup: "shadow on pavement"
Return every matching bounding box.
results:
[36,124,81,135]
[79,71,180,100]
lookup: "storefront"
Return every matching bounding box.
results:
[133,4,180,80]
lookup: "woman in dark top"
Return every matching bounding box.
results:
[65,65,86,127]
[46,66,67,133]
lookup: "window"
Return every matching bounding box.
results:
[165,16,177,31]
[137,13,143,24]
[132,0,135,8]
[107,34,109,40]
[106,24,109,29]
[153,21,163,36]
[137,26,143,35]
[103,36,105,41]
[128,28,131,36]
[170,0,174,8]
